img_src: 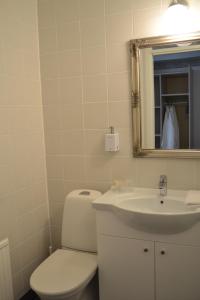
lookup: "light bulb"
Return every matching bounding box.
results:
[161,1,195,35]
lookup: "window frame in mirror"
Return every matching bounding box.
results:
[130,32,200,158]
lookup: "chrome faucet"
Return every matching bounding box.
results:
[159,175,167,196]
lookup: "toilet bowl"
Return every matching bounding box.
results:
[30,190,101,300]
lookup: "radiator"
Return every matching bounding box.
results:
[0,239,14,300]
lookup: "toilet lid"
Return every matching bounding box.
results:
[30,249,97,296]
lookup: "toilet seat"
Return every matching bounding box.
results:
[30,249,97,298]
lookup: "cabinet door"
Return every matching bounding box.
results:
[98,235,155,300]
[155,242,200,300]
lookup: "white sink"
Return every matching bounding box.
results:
[113,195,200,233]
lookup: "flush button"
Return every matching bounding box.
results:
[79,191,90,195]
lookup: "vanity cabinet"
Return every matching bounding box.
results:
[98,235,200,300]
[98,235,155,300]
[155,242,200,300]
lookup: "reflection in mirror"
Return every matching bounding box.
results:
[140,43,200,150]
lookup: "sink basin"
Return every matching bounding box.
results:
[113,196,200,234]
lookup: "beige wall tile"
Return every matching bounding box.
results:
[49,202,64,229]
[39,0,200,257]
[105,0,133,15]
[108,72,131,101]
[109,101,131,128]
[82,46,107,75]
[83,75,107,102]
[84,103,108,129]
[116,128,132,157]
[55,0,80,24]
[111,157,138,183]
[63,156,85,181]
[61,104,83,130]
[134,7,163,37]
[0,2,49,298]
[22,51,40,80]
[38,0,56,28]
[132,0,161,10]
[62,130,84,155]
[107,44,130,73]
[136,159,167,188]
[60,77,82,104]
[46,155,64,179]
[48,179,65,203]
[85,156,112,182]
[165,160,196,190]
[59,50,81,77]
[85,130,106,155]
[81,18,106,48]
[45,132,63,155]
[57,22,80,51]
[51,225,61,250]
[106,13,133,44]
[40,53,59,79]
[80,0,105,19]
[43,105,62,130]
[39,27,57,54]
[0,108,12,134]
[42,79,60,105]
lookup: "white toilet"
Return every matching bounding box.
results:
[30,189,101,300]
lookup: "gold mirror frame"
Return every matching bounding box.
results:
[130,32,200,158]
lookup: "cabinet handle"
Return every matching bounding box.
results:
[144,248,149,253]
[160,250,165,255]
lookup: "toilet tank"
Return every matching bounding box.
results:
[61,189,102,253]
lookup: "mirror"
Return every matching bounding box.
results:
[130,32,200,158]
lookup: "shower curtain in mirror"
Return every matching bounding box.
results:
[161,105,180,149]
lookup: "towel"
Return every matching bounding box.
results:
[161,105,180,149]
[185,190,200,205]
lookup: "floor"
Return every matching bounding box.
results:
[20,290,39,300]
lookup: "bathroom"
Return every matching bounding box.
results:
[1,0,200,299]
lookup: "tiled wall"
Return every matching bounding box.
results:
[0,1,50,299]
[38,0,200,248]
